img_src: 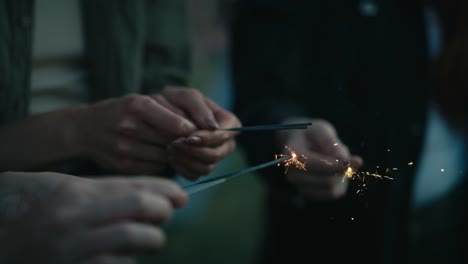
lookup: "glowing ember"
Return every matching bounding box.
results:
[275,146,307,174]
[341,164,394,194]
[274,146,418,195]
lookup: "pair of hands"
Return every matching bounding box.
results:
[0,172,187,264]
[275,118,363,201]
[72,87,241,180]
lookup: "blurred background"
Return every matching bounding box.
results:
[139,1,266,263]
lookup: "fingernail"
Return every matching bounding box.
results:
[206,117,219,130]
[183,121,197,132]
[184,136,201,144]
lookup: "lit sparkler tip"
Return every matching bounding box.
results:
[346,166,353,175]
[275,146,307,174]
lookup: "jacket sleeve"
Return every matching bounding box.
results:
[141,0,191,94]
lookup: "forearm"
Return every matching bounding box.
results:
[0,107,84,171]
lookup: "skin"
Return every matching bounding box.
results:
[275,118,363,201]
[0,87,241,179]
[167,97,240,180]
[0,172,188,264]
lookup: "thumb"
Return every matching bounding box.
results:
[349,155,364,170]
[306,120,351,161]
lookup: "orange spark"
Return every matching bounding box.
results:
[275,146,307,174]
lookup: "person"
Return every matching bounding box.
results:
[230,0,466,263]
[0,171,188,264]
[0,0,240,262]
[0,0,241,179]
[0,88,240,179]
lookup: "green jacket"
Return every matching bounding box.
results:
[0,0,191,125]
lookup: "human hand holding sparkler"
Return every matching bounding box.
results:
[167,95,242,180]
[276,118,363,201]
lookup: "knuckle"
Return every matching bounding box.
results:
[186,88,201,97]
[173,119,192,136]
[312,119,335,132]
[116,118,138,136]
[125,94,151,116]
[175,88,200,103]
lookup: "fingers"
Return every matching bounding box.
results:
[168,139,236,180]
[305,120,350,161]
[99,156,168,175]
[170,138,236,164]
[125,94,196,138]
[80,222,166,256]
[150,94,188,118]
[115,118,172,145]
[182,130,234,147]
[84,191,173,226]
[286,167,349,201]
[111,136,168,164]
[350,155,364,170]
[102,177,188,208]
[303,151,350,175]
[82,255,136,264]
[167,149,217,180]
[205,97,242,129]
[161,87,219,130]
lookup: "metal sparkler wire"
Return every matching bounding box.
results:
[184,155,291,195]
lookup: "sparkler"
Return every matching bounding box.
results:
[184,155,291,195]
[274,146,406,195]
[341,165,394,194]
[275,145,307,173]
[222,122,312,132]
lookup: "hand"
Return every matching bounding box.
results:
[74,93,198,174]
[167,97,242,180]
[0,172,188,264]
[275,118,363,201]
[152,87,223,130]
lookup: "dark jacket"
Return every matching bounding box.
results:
[0,0,190,125]
[230,0,467,263]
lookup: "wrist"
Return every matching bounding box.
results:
[61,106,89,158]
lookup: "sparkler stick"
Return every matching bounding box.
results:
[184,155,291,195]
[222,122,312,132]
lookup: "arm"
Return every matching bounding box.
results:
[0,108,83,172]
[0,92,196,173]
[0,89,241,177]
[0,171,187,264]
